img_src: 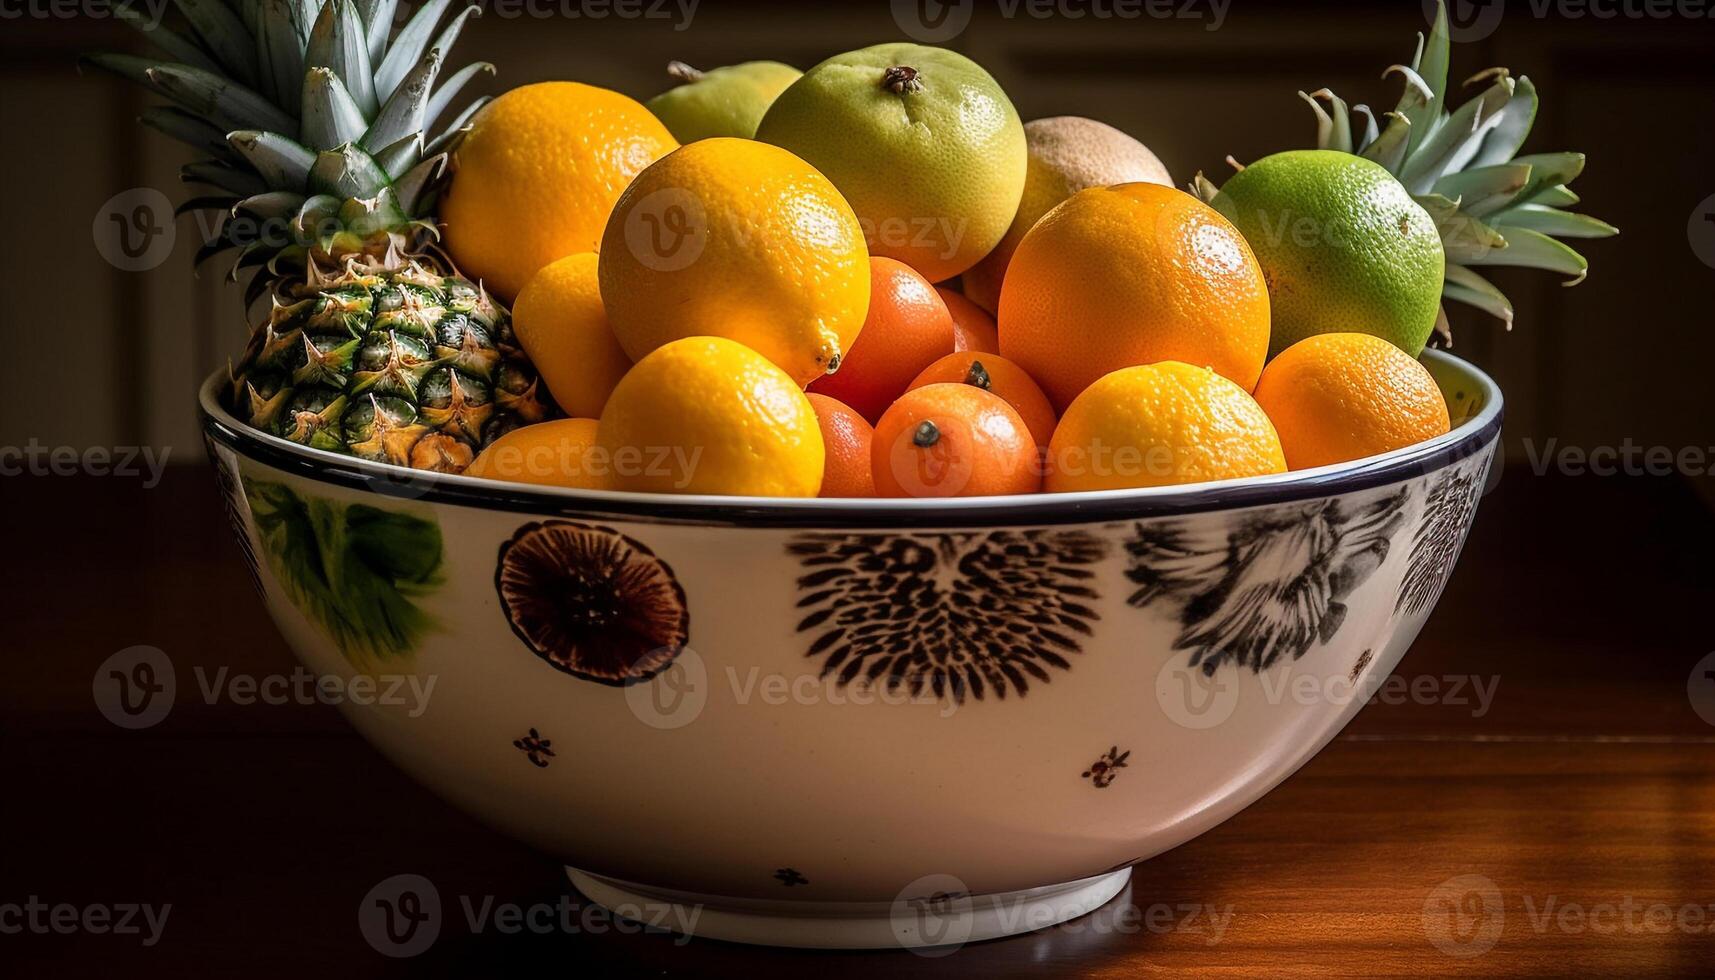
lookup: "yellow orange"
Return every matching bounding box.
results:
[999,182,1271,411]
[510,253,631,420]
[466,419,608,489]
[442,82,677,300]
[1253,333,1451,470]
[598,337,824,497]
[1046,361,1285,493]
[598,138,870,386]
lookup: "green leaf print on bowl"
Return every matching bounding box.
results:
[243,479,444,668]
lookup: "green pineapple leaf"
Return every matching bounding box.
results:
[1291,0,1616,336]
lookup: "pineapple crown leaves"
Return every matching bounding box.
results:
[1195,0,1616,334]
[84,0,493,287]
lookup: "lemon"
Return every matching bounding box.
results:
[756,43,1026,283]
[598,337,825,497]
[1211,150,1444,357]
[442,82,677,300]
[511,253,631,420]
[598,138,870,387]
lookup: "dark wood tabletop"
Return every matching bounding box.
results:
[5,463,1714,977]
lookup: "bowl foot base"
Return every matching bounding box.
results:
[565,866,1131,949]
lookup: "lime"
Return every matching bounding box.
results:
[1211,150,1444,356]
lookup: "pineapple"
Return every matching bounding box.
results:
[89,0,556,472]
[1195,0,1617,342]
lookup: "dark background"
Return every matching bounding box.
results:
[3,1,1713,976]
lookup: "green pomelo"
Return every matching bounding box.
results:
[1212,149,1444,357]
[755,43,1025,283]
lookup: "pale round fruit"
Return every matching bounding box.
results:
[442,82,677,301]
[1046,361,1285,493]
[646,60,802,143]
[598,138,870,387]
[756,43,1025,283]
[511,253,631,420]
[1211,149,1444,357]
[597,336,825,497]
[963,116,1172,313]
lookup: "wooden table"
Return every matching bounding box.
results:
[5,465,1713,976]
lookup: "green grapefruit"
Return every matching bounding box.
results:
[755,43,1025,283]
[645,60,801,143]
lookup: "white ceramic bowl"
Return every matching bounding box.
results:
[199,351,1500,949]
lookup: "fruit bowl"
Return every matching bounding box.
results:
[198,350,1500,949]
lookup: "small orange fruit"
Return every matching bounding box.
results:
[809,257,954,422]
[806,393,876,498]
[1253,333,1451,470]
[1046,361,1285,493]
[999,182,1271,411]
[511,253,632,419]
[907,352,1057,450]
[466,419,608,489]
[936,286,1000,354]
[872,384,1041,498]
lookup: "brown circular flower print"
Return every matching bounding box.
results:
[496,521,690,685]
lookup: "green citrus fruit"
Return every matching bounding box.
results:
[755,43,1026,283]
[1211,149,1444,357]
[645,60,801,143]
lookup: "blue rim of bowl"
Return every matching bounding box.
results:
[199,349,1503,529]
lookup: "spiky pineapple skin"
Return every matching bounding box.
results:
[233,252,553,473]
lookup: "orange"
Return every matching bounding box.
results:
[598,337,824,497]
[937,286,1000,354]
[1046,361,1285,493]
[872,384,1040,498]
[999,182,1270,411]
[511,253,631,419]
[598,138,870,386]
[466,419,608,489]
[808,257,953,422]
[443,82,677,300]
[806,393,876,498]
[907,352,1057,450]
[1253,333,1451,470]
